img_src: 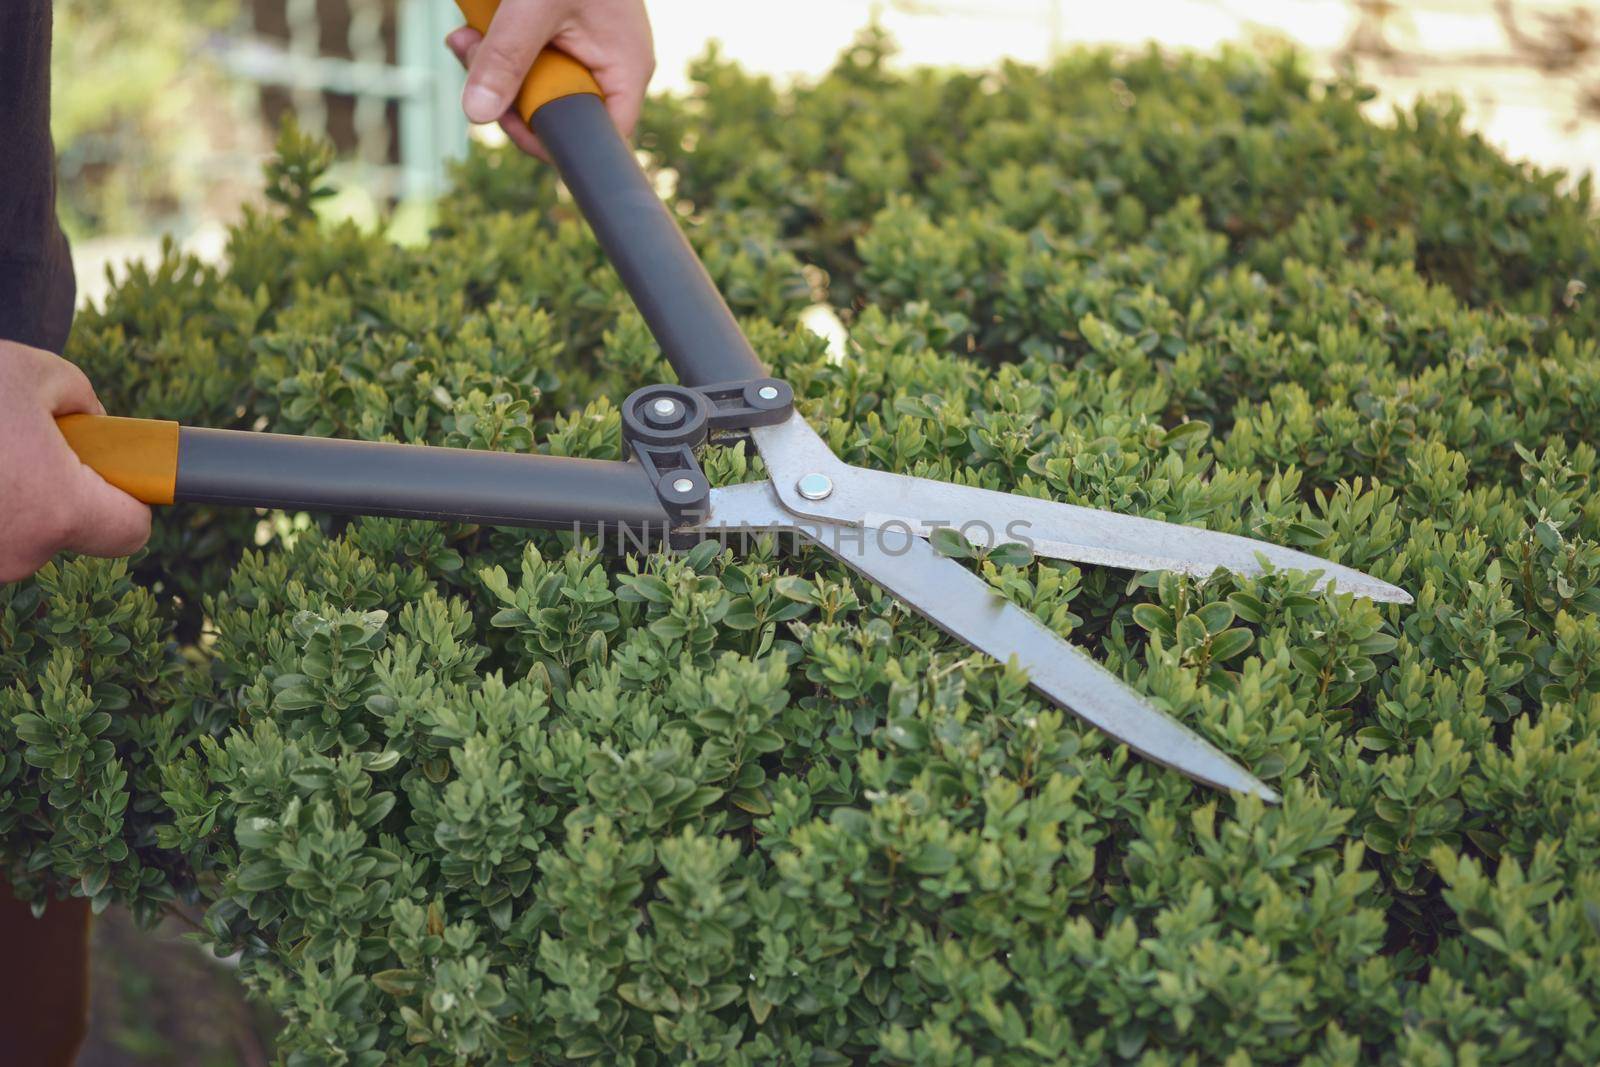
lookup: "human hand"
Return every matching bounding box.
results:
[446,0,655,161]
[0,341,151,583]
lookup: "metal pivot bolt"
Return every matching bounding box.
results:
[757,385,780,401]
[796,472,834,500]
[650,397,680,423]
[671,477,696,494]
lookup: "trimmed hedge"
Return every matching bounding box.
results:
[5,32,1600,1064]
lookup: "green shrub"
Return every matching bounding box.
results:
[5,34,1600,1064]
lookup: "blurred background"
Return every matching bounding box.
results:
[63,0,1600,307]
[53,0,1598,1063]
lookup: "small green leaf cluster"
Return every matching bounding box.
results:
[4,31,1598,1065]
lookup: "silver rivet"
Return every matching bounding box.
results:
[757,385,780,401]
[796,473,833,500]
[671,477,696,494]
[651,398,679,420]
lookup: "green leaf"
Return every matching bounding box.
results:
[234,862,286,892]
[986,541,1035,568]
[1207,627,1253,661]
[1194,602,1236,635]
[908,845,957,874]
[371,969,420,997]
[1355,727,1394,752]
[1161,420,1211,448]
[930,527,973,559]
[1131,604,1172,636]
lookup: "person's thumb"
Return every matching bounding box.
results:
[463,0,557,124]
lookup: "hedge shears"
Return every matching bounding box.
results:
[57,0,1410,803]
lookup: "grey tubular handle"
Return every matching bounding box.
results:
[176,427,672,532]
[532,93,768,389]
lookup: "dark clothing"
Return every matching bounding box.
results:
[0,0,74,353]
[0,7,88,1064]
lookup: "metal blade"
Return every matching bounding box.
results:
[749,414,1411,604]
[697,482,1280,802]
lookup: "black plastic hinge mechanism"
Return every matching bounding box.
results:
[619,377,793,528]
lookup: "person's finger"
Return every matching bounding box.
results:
[36,354,104,416]
[567,2,653,140]
[590,26,655,140]
[444,24,479,64]
[58,450,152,559]
[458,34,550,161]
[599,69,650,142]
[498,114,549,161]
[0,542,53,585]
[463,0,559,125]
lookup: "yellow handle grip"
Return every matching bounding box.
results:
[454,0,603,122]
[56,414,180,505]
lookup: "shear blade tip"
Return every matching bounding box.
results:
[1327,576,1412,606]
[1356,578,1414,605]
[1252,783,1282,805]
[1209,763,1279,804]
[1194,761,1279,805]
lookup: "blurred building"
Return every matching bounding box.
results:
[222,0,465,201]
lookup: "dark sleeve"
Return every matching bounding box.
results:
[0,0,75,354]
